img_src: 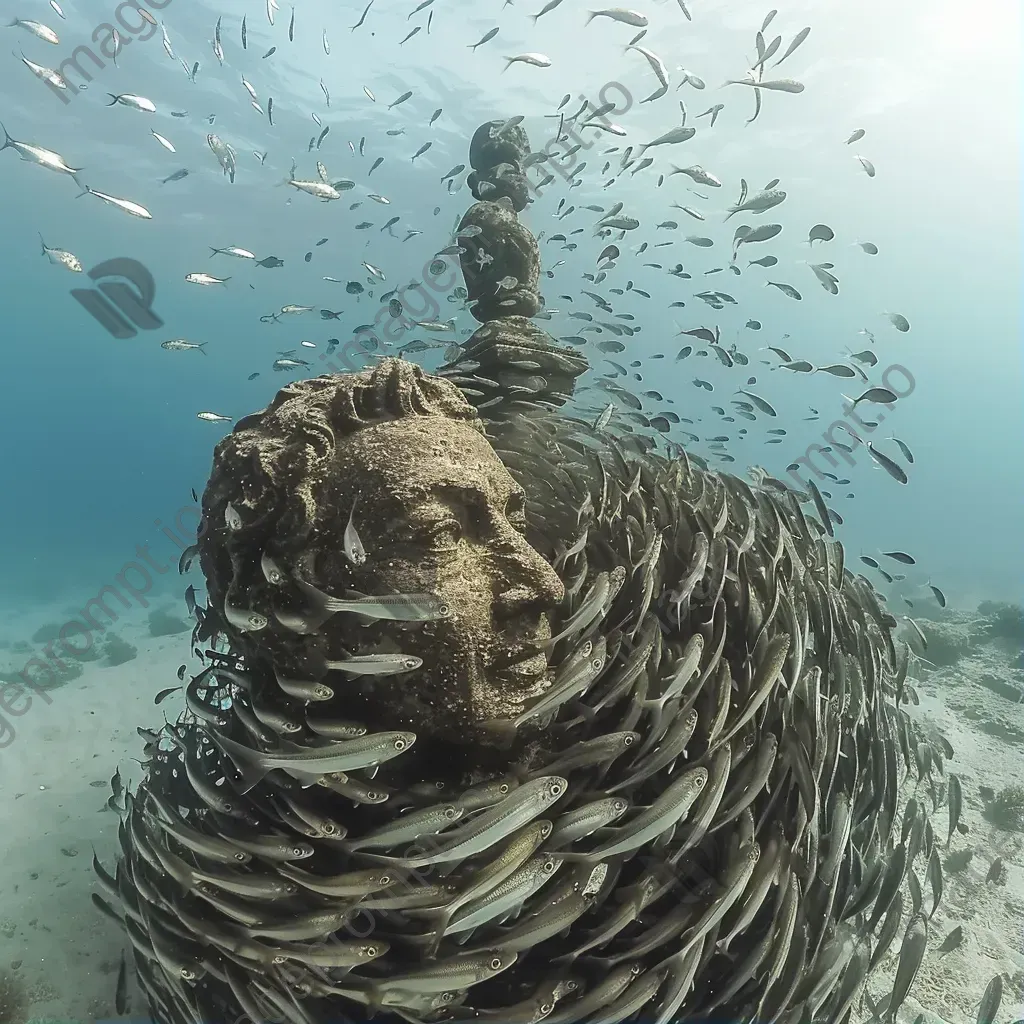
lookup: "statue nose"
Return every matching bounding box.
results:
[494,535,565,617]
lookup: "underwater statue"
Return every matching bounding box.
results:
[97,120,950,1024]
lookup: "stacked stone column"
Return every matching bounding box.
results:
[438,119,589,411]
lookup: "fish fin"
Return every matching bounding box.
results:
[553,851,602,863]
[224,754,268,795]
[364,987,383,1018]
[204,731,270,793]
[478,718,518,750]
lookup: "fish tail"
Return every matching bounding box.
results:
[106,94,119,105]
[0,121,11,152]
[209,247,221,256]
[38,232,46,254]
[198,343,208,354]
[364,987,383,1018]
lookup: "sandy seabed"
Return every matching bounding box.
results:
[0,600,1021,1024]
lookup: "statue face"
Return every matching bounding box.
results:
[319,415,565,734]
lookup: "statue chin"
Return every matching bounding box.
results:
[281,412,564,741]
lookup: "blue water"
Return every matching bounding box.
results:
[1,0,1020,615]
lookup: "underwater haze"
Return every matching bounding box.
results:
[1,2,1023,1023]
[0,0,1020,612]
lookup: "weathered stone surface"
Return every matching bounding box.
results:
[459,316,588,395]
[458,199,541,321]
[979,672,1024,703]
[468,120,533,211]
[468,163,532,211]
[469,118,530,171]
[921,618,976,667]
[199,359,561,741]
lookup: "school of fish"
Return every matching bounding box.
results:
[18,0,970,1021]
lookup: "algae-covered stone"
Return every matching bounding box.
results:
[467,164,531,212]
[984,784,1024,831]
[978,601,1024,643]
[30,622,61,644]
[458,199,541,321]
[148,608,189,637]
[0,655,83,691]
[469,118,529,172]
[103,633,138,667]
[919,618,975,667]
[0,967,27,1024]
[460,317,588,399]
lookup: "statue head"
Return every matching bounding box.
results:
[198,359,565,742]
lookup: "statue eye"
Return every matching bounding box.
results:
[429,520,462,548]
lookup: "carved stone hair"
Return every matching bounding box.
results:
[197,358,483,658]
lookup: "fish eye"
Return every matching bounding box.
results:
[365,945,379,957]
[234,852,247,861]
[379,874,392,886]
[394,738,407,750]
[544,858,556,871]
[445,807,458,818]
[541,1004,554,1014]
[499,784,510,794]
[550,782,564,796]
[490,957,503,970]
[623,734,635,745]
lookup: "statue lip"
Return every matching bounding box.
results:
[489,642,546,672]
[502,651,548,680]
